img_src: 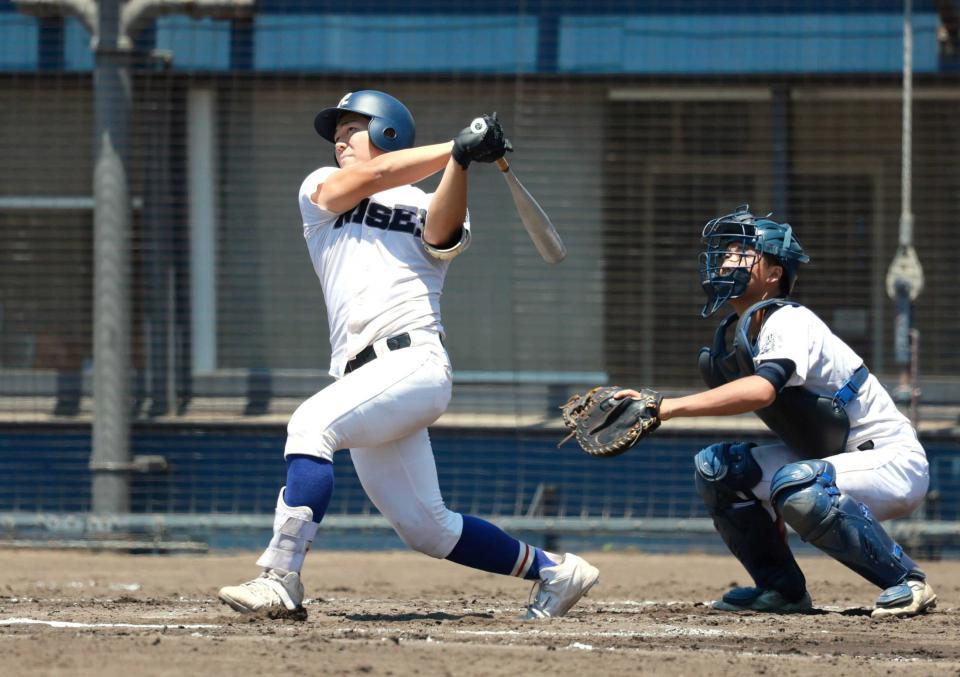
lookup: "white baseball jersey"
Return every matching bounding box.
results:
[753,304,915,450]
[298,167,471,377]
[745,304,928,522]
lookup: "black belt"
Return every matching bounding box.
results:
[345,333,412,374]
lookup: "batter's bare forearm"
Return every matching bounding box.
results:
[424,157,468,247]
[659,376,775,422]
[313,142,453,212]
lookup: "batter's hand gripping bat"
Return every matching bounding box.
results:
[495,157,566,264]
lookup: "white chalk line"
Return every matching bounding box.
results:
[336,624,732,641]
[452,625,729,639]
[0,617,220,630]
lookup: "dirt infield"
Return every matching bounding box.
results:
[1,549,958,676]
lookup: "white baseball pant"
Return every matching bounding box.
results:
[749,433,929,521]
[283,329,463,558]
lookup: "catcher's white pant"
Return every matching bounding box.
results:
[284,329,463,558]
[749,432,929,522]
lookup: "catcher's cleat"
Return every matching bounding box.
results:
[218,570,304,613]
[871,578,937,619]
[712,586,812,613]
[524,553,599,620]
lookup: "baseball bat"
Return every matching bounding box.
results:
[495,157,566,264]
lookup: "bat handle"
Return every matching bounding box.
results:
[495,157,510,173]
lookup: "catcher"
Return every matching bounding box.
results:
[563,205,934,618]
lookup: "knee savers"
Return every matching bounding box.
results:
[771,460,921,589]
[695,442,763,512]
[770,460,840,542]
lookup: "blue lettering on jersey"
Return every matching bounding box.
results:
[350,198,370,224]
[365,203,392,229]
[389,206,418,234]
[333,198,369,229]
[333,201,425,239]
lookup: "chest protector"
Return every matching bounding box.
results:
[698,299,867,457]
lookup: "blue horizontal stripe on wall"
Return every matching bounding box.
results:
[63,16,91,71]
[0,0,942,14]
[0,15,36,69]
[157,17,232,71]
[559,13,941,74]
[2,426,959,520]
[0,427,709,517]
[3,6,946,74]
[254,15,538,72]
[246,0,938,17]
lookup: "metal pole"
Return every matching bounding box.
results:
[901,0,913,247]
[90,0,133,512]
[886,0,924,421]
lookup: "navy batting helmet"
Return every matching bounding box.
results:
[314,90,415,153]
[699,204,810,318]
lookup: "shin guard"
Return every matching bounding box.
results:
[695,442,807,601]
[771,460,924,589]
[256,487,320,573]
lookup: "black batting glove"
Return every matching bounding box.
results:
[452,112,513,169]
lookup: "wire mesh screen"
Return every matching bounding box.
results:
[1,1,959,544]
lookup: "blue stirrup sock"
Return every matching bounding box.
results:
[446,514,557,580]
[283,455,334,523]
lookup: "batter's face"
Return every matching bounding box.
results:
[334,113,383,167]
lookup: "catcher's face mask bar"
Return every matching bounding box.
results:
[699,218,761,318]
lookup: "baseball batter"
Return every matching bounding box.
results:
[618,205,935,618]
[218,90,598,619]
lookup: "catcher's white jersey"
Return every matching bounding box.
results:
[299,166,471,377]
[747,304,926,521]
[753,304,915,450]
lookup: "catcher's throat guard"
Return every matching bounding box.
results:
[559,386,662,458]
[699,298,866,457]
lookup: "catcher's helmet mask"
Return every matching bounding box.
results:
[314,90,416,158]
[700,204,810,318]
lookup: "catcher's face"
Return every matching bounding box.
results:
[719,242,759,276]
[700,210,787,318]
[727,246,785,313]
[334,113,383,167]
[699,238,757,317]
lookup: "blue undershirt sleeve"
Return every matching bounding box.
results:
[754,358,797,393]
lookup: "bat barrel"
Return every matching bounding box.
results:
[494,156,566,264]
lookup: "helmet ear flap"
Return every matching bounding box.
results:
[366,114,408,152]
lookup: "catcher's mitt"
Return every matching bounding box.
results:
[559,386,662,458]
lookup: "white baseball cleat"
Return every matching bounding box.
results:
[218,570,304,613]
[871,578,937,619]
[524,553,599,620]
